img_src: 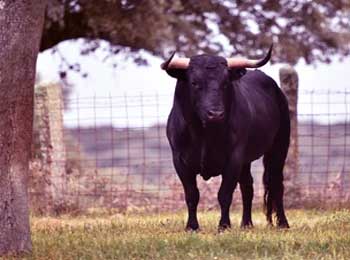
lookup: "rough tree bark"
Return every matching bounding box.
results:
[0,0,47,255]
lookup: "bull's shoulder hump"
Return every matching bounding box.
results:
[234,69,281,115]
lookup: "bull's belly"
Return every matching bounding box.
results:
[244,132,277,163]
[244,146,268,163]
[198,135,276,180]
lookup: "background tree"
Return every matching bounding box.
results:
[42,0,350,69]
[0,0,47,255]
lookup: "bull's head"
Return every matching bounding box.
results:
[161,45,273,127]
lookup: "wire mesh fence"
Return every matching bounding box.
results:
[29,86,350,214]
[296,90,350,204]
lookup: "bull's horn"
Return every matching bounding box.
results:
[161,52,190,70]
[226,44,273,68]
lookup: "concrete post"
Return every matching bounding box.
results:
[30,83,67,214]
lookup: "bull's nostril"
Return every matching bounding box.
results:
[217,111,224,118]
[207,110,225,120]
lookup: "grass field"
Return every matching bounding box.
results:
[15,209,350,259]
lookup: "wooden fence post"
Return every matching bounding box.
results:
[279,65,300,205]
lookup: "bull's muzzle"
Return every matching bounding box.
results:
[206,110,225,123]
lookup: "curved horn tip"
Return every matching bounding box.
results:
[267,43,273,58]
[255,44,273,67]
[269,43,273,52]
[160,51,176,70]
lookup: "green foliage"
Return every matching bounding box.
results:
[28,209,350,259]
[42,0,350,65]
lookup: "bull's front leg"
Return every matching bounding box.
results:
[181,174,200,231]
[174,157,200,231]
[218,159,241,231]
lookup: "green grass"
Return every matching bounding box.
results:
[16,209,350,259]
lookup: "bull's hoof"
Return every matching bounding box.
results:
[266,216,273,227]
[277,220,290,229]
[218,223,231,233]
[185,226,200,233]
[185,223,200,232]
[240,220,253,229]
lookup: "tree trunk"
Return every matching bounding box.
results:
[0,1,47,255]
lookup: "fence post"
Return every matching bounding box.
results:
[279,65,300,205]
[30,83,67,214]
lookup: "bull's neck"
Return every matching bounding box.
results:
[199,124,229,179]
[187,119,229,150]
[201,124,228,145]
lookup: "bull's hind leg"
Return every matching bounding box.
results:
[262,139,290,228]
[239,163,254,228]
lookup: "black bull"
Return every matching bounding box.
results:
[162,47,290,231]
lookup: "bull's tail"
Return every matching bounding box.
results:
[262,89,290,228]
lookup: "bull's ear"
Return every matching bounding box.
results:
[229,68,246,81]
[165,68,187,79]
